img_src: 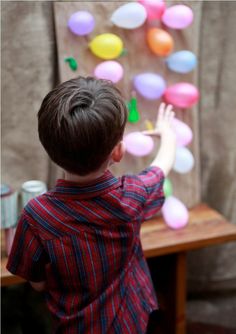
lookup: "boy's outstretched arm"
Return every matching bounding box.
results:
[144,103,176,177]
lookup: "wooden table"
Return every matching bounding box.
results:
[141,203,236,334]
[1,203,236,334]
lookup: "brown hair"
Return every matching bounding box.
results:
[38,76,127,175]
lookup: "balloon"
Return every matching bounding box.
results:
[163,178,173,198]
[128,97,140,123]
[111,3,147,29]
[89,34,123,60]
[172,118,193,147]
[138,0,166,21]
[94,61,124,83]
[124,132,154,157]
[133,73,166,100]
[147,28,174,56]
[162,5,193,29]
[173,147,194,174]
[68,11,95,36]
[164,83,199,108]
[166,51,197,73]
[162,196,189,229]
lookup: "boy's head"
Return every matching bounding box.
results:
[38,76,127,176]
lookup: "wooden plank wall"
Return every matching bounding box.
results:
[54,1,201,208]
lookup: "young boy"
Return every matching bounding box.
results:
[7,76,176,333]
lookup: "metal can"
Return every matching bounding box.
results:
[0,184,18,229]
[21,180,47,208]
[1,184,18,255]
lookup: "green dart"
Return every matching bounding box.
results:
[128,95,140,123]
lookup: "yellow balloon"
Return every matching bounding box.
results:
[89,33,123,60]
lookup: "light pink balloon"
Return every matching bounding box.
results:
[162,196,189,229]
[172,118,193,147]
[94,61,124,83]
[124,132,154,157]
[138,0,166,20]
[162,5,193,29]
[164,82,199,108]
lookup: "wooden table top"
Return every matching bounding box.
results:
[141,203,236,258]
[1,203,236,286]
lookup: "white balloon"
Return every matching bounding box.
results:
[173,147,194,173]
[111,3,147,29]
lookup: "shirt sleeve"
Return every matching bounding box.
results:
[138,166,165,221]
[6,212,48,282]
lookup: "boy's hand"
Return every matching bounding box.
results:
[143,103,175,137]
[147,103,177,176]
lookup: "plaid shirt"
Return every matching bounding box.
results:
[7,166,164,334]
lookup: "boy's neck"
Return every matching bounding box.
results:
[64,168,107,184]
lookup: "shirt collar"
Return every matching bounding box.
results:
[50,170,121,200]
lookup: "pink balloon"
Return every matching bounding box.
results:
[124,132,154,157]
[138,0,166,20]
[164,83,199,108]
[162,5,193,29]
[172,118,193,147]
[162,196,189,229]
[94,61,124,83]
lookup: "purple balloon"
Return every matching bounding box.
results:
[162,196,189,229]
[162,5,193,30]
[124,132,154,157]
[164,82,199,108]
[68,11,95,36]
[134,73,166,100]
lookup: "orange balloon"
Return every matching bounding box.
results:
[147,28,174,56]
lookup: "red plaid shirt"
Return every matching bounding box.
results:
[7,166,164,334]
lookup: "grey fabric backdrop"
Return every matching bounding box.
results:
[1,0,236,327]
[187,1,236,294]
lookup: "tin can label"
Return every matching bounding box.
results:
[1,184,18,229]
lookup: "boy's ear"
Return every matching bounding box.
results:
[111,141,126,163]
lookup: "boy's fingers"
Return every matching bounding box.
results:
[156,103,165,127]
[158,102,166,114]
[166,104,173,113]
[164,104,173,119]
[158,103,165,118]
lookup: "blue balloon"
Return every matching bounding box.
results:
[166,50,197,73]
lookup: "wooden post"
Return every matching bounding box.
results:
[147,252,187,334]
[175,252,187,334]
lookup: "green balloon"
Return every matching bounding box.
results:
[163,178,173,198]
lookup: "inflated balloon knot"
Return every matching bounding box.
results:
[119,48,128,57]
[64,57,78,71]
